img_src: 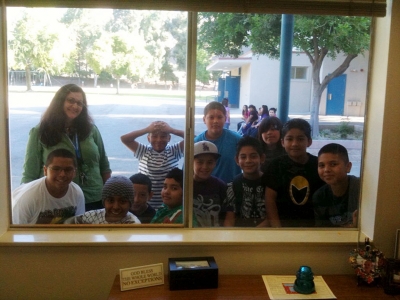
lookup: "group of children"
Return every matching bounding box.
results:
[71,169,185,224]
[111,101,359,227]
[14,100,358,227]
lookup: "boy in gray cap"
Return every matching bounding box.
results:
[74,176,141,224]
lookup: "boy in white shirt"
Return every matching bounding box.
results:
[12,149,85,224]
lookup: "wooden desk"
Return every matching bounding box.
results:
[108,275,400,300]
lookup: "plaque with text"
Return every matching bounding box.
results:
[120,263,164,291]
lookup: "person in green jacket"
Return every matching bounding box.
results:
[21,84,111,211]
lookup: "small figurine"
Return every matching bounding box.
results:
[349,238,386,285]
[293,266,315,294]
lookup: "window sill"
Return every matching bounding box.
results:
[0,227,360,246]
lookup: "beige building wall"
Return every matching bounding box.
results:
[238,48,369,117]
[0,2,399,300]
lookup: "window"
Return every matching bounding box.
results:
[291,66,308,80]
[6,7,370,229]
[0,0,390,245]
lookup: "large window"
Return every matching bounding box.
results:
[5,5,372,230]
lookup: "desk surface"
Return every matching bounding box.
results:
[108,275,400,300]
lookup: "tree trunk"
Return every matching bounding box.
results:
[116,78,120,94]
[46,72,52,86]
[310,84,323,138]
[25,65,32,91]
[308,52,358,138]
[309,57,323,138]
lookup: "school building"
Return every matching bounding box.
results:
[208,50,368,117]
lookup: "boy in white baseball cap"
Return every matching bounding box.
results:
[193,141,234,227]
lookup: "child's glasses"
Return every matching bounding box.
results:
[48,166,76,175]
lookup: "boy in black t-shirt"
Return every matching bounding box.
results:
[226,136,268,227]
[264,119,324,227]
[193,141,234,227]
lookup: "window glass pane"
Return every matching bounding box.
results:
[292,67,307,80]
[7,7,371,230]
[197,12,369,228]
[8,7,188,226]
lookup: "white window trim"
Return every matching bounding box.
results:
[291,66,308,81]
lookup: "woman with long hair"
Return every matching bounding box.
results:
[21,84,111,210]
[257,117,286,172]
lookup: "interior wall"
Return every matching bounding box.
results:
[360,0,394,248]
[370,0,400,255]
[0,244,355,299]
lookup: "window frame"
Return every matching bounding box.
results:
[0,2,381,246]
[291,66,308,80]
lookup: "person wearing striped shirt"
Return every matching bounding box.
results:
[121,121,184,210]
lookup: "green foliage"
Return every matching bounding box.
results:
[293,16,370,60]
[9,10,59,89]
[8,8,188,87]
[60,8,104,79]
[248,14,283,59]
[319,129,331,138]
[160,49,178,84]
[198,13,251,57]
[332,122,355,139]
[196,47,212,85]
[164,13,187,71]
[198,13,370,60]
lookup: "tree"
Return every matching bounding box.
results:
[196,47,212,87]
[60,9,105,82]
[199,13,370,137]
[163,12,187,71]
[160,48,178,87]
[85,35,113,87]
[106,33,133,94]
[9,10,58,90]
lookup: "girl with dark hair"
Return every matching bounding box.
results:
[240,110,259,138]
[237,104,249,131]
[258,105,269,122]
[257,117,286,172]
[21,84,111,210]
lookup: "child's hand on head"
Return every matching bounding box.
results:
[158,122,172,133]
[148,121,164,133]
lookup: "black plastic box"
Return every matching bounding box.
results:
[168,256,218,290]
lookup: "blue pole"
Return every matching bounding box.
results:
[278,14,294,123]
